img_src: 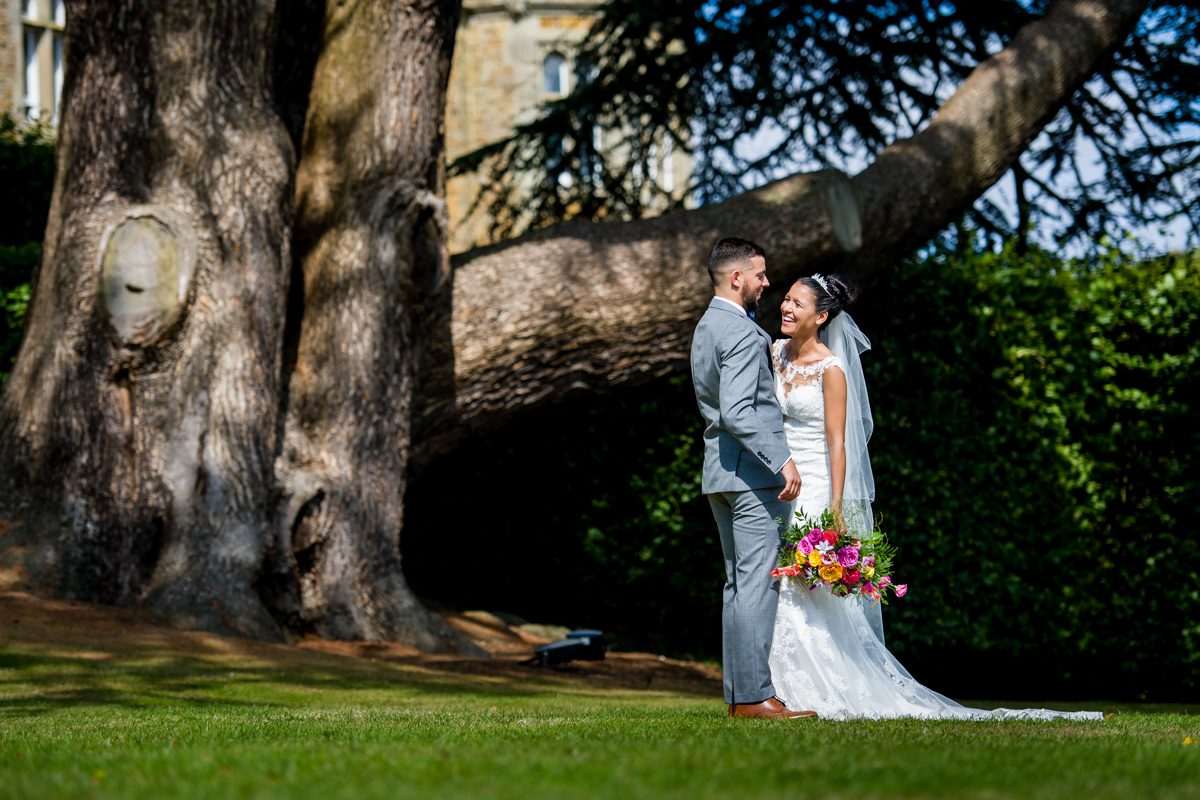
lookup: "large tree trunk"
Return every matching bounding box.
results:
[0,0,1147,649]
[271,0,462,648]
[0,0,296,638]
[412,0,1147,466]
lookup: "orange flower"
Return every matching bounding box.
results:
[819,564,844,583]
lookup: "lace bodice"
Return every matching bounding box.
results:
[771,340,843,425]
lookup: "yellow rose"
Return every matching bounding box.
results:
[819,564,844,583]
[864,566,875,578]
[807,550,822,567]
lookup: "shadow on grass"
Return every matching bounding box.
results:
[0,640,716,720]
[5,644,1194,726]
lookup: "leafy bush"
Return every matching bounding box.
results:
[405,243,1199,700]
[865,245,1199,700]
[0,114,55,384]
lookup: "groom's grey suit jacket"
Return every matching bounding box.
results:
[691,298,791,493]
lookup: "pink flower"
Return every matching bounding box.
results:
[862,581,874,593]
[894,584,908,597]
[842,569,861,585]
[805,530,823,546]
[797,538,814,556]
[837,546,859,568]
[821,551,838,565]
[878,576,892,589]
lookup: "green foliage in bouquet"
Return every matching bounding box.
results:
[777,508,890,568]
[777,506,835,563]
[776,506,902,601]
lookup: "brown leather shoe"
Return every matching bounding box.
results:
[729,697,818,719]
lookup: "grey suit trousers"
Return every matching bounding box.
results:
[709,488,790,705]
[691,298,791,706]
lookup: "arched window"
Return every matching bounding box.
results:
[543,52,568,97]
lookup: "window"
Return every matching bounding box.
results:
[52,35,64,124]
[21,0,67,123]
[23,30,41,120]
[543,52,568,97]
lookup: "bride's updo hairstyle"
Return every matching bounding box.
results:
[800,273,858,331]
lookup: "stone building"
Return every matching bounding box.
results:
[445,0,690,253]
[1,0,66,124]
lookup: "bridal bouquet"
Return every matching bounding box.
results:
[771,507,906,602]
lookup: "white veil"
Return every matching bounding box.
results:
[820,312,884,641]
[820,312,874,512]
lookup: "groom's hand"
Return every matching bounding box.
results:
[778,459,801,502]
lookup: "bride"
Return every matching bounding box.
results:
[767,273,1103,721]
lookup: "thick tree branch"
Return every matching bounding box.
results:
[413,0,1148,466]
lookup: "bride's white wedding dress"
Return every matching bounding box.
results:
[767,340,1102,721]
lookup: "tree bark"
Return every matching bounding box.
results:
[272,0,463,648]
[412,0,1147,466]
[0,0,296,638]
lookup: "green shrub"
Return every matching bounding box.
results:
[866,245,1199,700]
[0,113,55,384]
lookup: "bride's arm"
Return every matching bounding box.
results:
[823,365,849,528]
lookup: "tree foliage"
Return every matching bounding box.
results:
[451,0,1200,253]
[871,243,1198,699]
[0,115,55,385]
[408,242,1199,699]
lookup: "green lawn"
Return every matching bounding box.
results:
[1,628,1197,799]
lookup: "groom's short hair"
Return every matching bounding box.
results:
[708,237,766,285]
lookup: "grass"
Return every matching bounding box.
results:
[1,615,1197,799]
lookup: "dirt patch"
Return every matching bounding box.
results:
[0,589,720,696]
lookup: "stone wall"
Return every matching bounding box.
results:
[0,1,20,117]
[446,1,598,253]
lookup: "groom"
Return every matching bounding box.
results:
[690,237,815,720]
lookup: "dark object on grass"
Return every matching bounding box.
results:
[524,629,607,667]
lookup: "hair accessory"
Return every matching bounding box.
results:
[810,273,831,294]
